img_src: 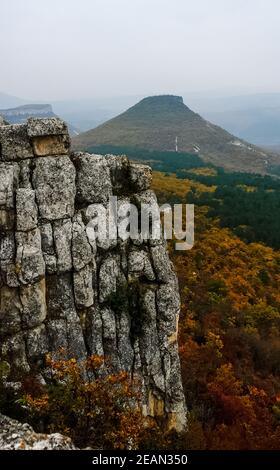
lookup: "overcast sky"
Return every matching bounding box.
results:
[1,0,279,101]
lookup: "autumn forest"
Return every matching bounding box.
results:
[153,168,280,449]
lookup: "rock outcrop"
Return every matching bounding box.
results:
[0,413,76,450]
[0,118,186,430]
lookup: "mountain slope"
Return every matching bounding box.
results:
[72,95,279,173]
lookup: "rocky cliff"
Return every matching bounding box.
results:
[0,118,186,430]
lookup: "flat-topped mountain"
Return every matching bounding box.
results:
[72,95,279,174]
[0,104,55,123]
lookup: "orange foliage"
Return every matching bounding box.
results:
[24,353,144,449]
[152,171,280,450]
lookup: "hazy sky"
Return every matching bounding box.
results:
[1,0,280,101]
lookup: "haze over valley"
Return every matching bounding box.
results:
[3,0,280,454]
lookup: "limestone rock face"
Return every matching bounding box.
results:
[0,124,33,161]
[0,118,186,431]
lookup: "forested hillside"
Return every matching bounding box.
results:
[152,171,280,449]
[87,146,280,249]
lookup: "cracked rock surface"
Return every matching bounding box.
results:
[0,413,76,450]
[0,117,186,431]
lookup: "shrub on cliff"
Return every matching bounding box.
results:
[22,353,144,449]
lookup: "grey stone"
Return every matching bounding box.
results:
[66,314,87,360]
[46,273,75,319]
[99,254,120,303]
[134,189,159,207]
[0,414,77,450]
[84,203,117,251]
[72,213,92,271]
[156,279,180,346]
[130,163,152,191]
[40,223,57,273]
[53,219,72,273]
[40,223,54,255]
[32,156,75,220]
[0,163,19,208]
[0,232,15,262]
[18,160,32,189]
[101,306,117,341]
[128,249,155,281]
[86,306,104,356]
[139,289,165,393]
[46,319,68,352]
[16,188,38,231]
[0,162,18,230]
[96,232,118,251]
[0,234,18,287]
[47,314,86,361]
[27,117,68,137]
[157,280,180,323]
[16,228,45,284]
[73,264,94,308]
[133,190,161,243]
[1,333,30,374]
[0,124,33,161]
[115,309,134,371]
[132,339,142,375]
[150,244,174,282]
[0,209,14,231]
[25,324,49,362]
[43,254,57,274]
[100,306,119,367]
[74,153,112,204]
[4,267,20,287]
[20,279,47,329]
[104,154,130,192]
[0,286,22,336]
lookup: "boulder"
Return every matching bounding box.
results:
[0,414,76,450]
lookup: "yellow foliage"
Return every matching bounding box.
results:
[151,172,216,200]
[186,167,218,176]
[23,354,144,450]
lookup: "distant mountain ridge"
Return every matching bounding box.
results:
[0,91,27,109]
[0,103,79,136]
[72,95,280,174]
[0,104,55,123]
